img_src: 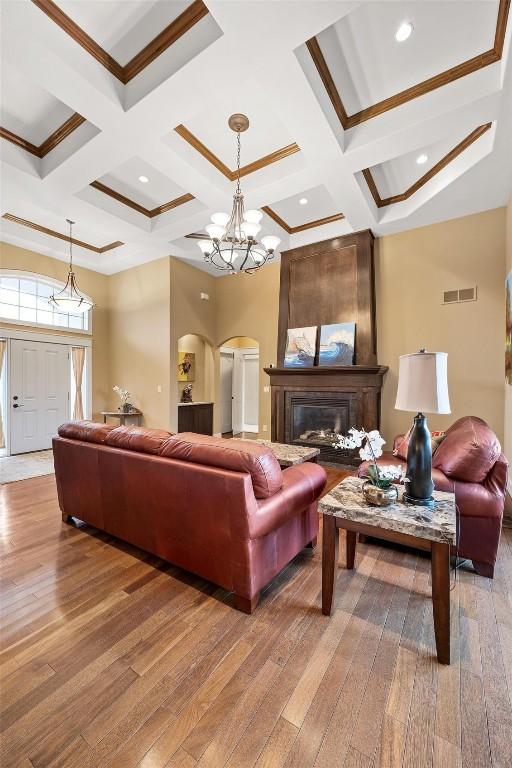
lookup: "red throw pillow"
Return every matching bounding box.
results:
[393,429,446,460]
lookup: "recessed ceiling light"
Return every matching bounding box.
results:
[138,175,149,183]
[416,153,428,165]
[395,21,413,42]
[299,198,308,205]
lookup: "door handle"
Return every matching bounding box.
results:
[13,403,24,408]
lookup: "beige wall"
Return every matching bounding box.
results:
[216,262,280,437]
[0,241,110,419]
[505,197,512,489]
[169,258,217,432]
[222,336,259,349]
[108,258,171,429]
[376,208,506,443]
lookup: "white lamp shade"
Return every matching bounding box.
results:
[211,211,230,226]
[261,235,281,252]
[49,296,92,314]
[243,209,263,224]
[395,351,451,414]
[197,239,213,255]
[241,221,261,238]
[205,223,226,240]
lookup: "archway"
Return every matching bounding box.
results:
[177,333,215,405]
[218,337,259,437]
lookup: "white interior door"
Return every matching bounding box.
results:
[241,352,259,432]
[220,351,234,434]
[10,339,69,454]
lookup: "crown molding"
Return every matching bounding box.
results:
[2,213,123,253]
[0,113,85,158]
[90,181,194,218]
[174,124,301,180]
[362,123,492,207]
[261,206,344,234]
[307,0,510,129]
[31,0,209,85]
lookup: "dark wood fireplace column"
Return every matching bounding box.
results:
[264,366,388,465]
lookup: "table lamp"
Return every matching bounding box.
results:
[395,350,451,507]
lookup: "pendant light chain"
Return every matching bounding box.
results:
[235,132,241,194]
[67,219,75,273]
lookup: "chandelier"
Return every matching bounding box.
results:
[48,219,94,314]
[197,114,281,273]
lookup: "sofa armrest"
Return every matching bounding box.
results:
[248,462,327,540]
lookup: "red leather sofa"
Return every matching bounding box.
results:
[53,422,326,612]
[359,416,508,578]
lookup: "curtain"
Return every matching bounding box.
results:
[0,340,5,449]
[71,346,85,420]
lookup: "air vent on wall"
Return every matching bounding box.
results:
[443,287,477,304]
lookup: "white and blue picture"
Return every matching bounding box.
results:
[284,326,317,367]
[318,322,355,366]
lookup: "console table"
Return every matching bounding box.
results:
[101,409,143,426]
[319,477,456,664]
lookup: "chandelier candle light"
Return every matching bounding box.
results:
[48,220,94,313]
[198,114,281,273]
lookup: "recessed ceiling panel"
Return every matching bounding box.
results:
[0,67,75,146]
[183,90,297,167]
[317,1,498,115]
[97,157,188,208]
[369,128,476,199]
[57,0,190,66]
[269,185,341,229]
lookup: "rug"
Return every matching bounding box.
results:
[0,449,55,484]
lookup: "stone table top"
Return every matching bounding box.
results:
[256,440,320,467]
[319,477,456,544]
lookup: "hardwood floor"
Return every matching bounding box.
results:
[1,473,511,768]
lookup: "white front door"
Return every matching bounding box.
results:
[10,339,69,454]
[232,348,259,434]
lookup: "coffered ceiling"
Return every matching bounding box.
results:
[1,0,511,276]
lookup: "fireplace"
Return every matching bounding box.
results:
[265,230,387,466]
[285,392,358,463]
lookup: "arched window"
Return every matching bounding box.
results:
[0,271,91,331]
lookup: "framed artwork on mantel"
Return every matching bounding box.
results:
[318,322,356,366]
[284,326,317,367]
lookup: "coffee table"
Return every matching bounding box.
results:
[319,477,456,664]
[256,440,320,467]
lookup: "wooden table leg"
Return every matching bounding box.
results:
[431,541,451,664]
[322,515,339,616]
[346,530,357,569]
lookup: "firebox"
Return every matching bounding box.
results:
[284,392,359,463]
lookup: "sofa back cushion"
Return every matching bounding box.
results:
[432,416,501,483]
[160,433,282,499]
[105,425,173,454]
[58,420,115,444]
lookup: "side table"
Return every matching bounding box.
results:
[101,409,143,427]
[319,477,456,664]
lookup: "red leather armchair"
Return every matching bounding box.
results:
[53,423,326,612]
[359,417,508,578]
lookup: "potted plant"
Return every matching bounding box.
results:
[333,428,404,506]
[113,385,133,413]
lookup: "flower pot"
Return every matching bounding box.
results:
[122,403,132,413]
[362,481,399,507]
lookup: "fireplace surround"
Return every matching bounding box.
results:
[265,230,387,465]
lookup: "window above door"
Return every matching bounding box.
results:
[0,271,91,332]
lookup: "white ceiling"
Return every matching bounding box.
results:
[0,0,511,277]
[270,185,341,228]
[97,157,188,208]
[0,66,75,146]
[58,0,190,65]
[318,1,498,115]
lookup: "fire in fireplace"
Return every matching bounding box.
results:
[285,394,358,463]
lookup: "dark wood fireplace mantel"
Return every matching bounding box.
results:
[267,229,387,465]
[265,365,388,465]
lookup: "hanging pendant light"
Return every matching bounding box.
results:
[198,114,281,273]
[48,219,94,314]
